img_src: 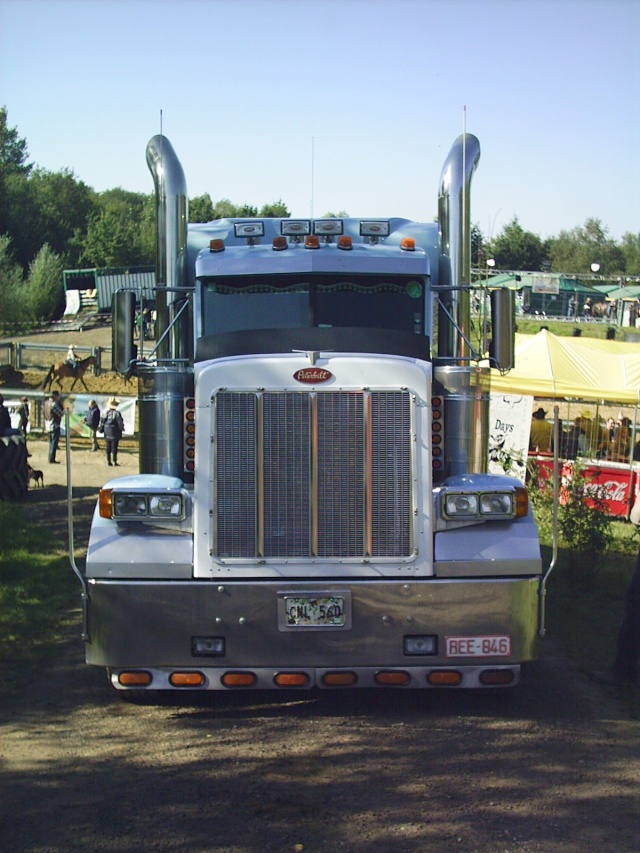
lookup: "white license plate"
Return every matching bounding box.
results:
[445,635,511,657]
[283,596,345,628]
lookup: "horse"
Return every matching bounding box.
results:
[41,355,97,392]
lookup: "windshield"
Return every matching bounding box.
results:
[199,274,425,336]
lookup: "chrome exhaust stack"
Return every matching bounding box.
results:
[139,135,194,479]
[434,133,489,476]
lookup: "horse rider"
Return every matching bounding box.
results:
[66,344,78,372]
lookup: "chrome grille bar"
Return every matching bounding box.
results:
[214,390,412,560]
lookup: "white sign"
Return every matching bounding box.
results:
[531,276,559,294]
[488,394,533,483]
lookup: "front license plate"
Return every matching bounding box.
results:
[445,635,511,657]
[278,593,352,631]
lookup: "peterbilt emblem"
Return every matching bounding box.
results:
[293,368,333,384]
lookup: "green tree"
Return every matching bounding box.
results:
[0,106,31,177]
[620,232,640,276]
[0,234,25,321]
[211,198,239,219]
[548,218,625,275]
[486,217,548,271]
[24,244,64,320]
[75,189,154,268]
[236,204,258,218]
[29,168,96,266]
[189,193,215,223]
[259,200,290,218]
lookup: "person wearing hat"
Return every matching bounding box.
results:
[66,344,78,371]
[99,397,125,466]
[529,406,553,453]
[43,390,64,463]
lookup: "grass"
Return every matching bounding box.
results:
[0,502,79,667]
[544,520,638,671]
[515,316,640,341]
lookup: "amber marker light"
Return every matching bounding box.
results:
[272,236,288,251]
[221,672,257,687]
[479,669,515,686]
[322,671,357,687]
[305,235,320,249]
[337,236,353,250]
[515,487,529,518]
[374,670,411,686]
[209,239,225,252]
[99,488,113,519]
[274,672,309,687]
[400,237,415,251]
[169,672,205,687]
[118,671,152,687]
[427,670,462,686]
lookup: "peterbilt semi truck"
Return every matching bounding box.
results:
[77,131,544,694]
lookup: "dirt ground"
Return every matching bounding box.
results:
[1,330,640,853]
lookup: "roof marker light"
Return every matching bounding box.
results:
[337,236,352,250]
[281,220,311,236]
[401,237,416,251]
[209,239,225,252]
[313,219,343,236]
[305,235,320,249]
[234,222,265,238]
[272,236,288,251]
[360,220,390,237]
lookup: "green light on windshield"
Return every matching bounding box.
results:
[407,281,423,299]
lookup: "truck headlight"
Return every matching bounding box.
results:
[113,494,147,517]
[443,493,479,517]
[149,495,183,517]
[479,492,513,516]
[100,489,186,520]
[441,489,521,521]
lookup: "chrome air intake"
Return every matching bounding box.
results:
[435,133,489,475]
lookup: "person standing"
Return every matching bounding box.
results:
[16,397,29,437]
[84,399,101,451]
[100,397,125,467]
[43,390,64,463]
[0,394,12,436]
[529,407,553,453]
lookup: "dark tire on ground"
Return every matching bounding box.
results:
[0,435,28,500]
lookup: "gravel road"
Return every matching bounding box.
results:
[1,438,639,853]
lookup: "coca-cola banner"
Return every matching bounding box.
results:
[534,457,635,519]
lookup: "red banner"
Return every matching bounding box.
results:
[530,455,635,518]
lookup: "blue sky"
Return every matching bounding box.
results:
[1,0,638,241]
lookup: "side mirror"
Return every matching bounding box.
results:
[112,290,138,374]
[489,288,515,370]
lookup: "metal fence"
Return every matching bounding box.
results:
[10,343,112,375]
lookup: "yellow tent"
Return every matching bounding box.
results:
[489,330,640,404]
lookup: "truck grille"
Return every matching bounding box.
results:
[214,390,412,560]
